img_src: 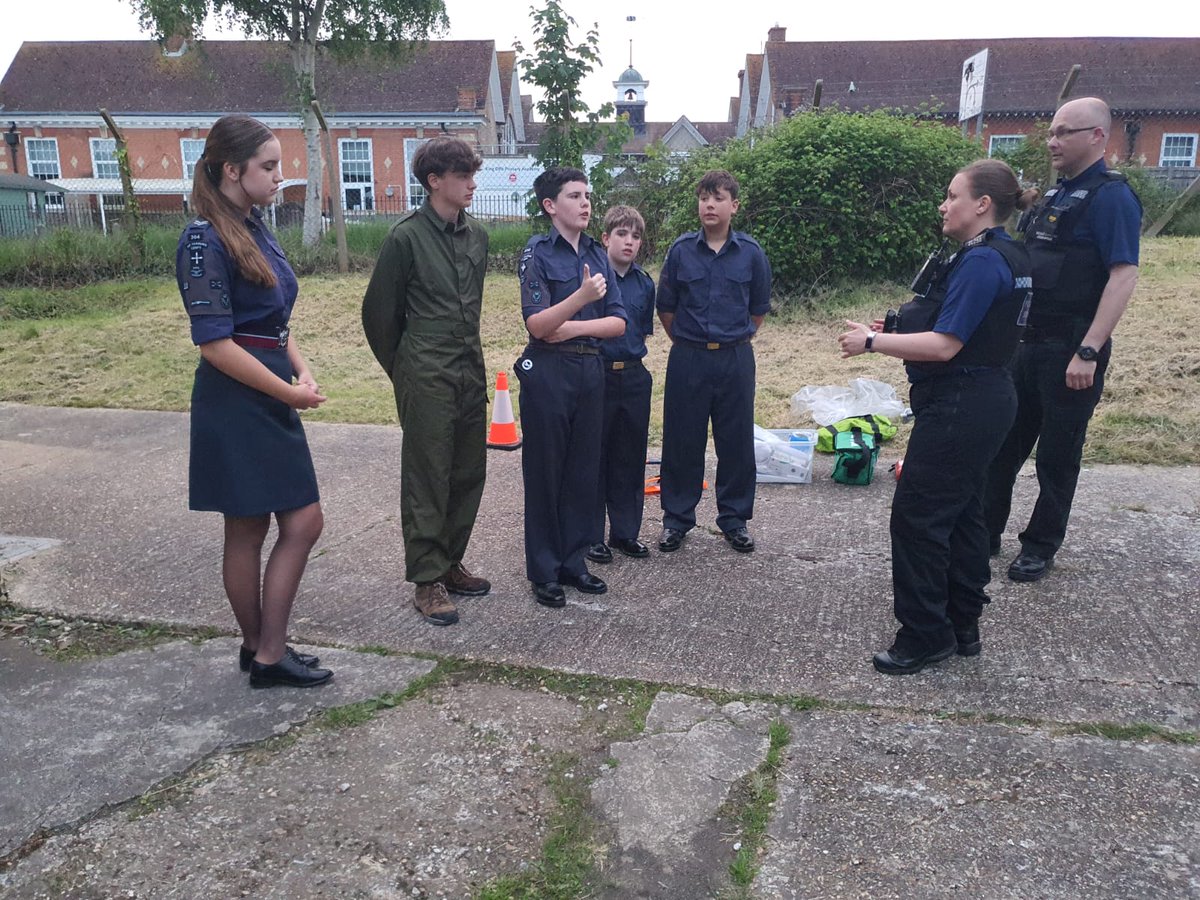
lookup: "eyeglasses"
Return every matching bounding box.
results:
[1047,125,1101,139]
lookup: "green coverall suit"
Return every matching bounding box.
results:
[362,202,489,584]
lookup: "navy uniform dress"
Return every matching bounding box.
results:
[983,160,1141,559]
[177,211,319,517]
[514,226,625,584]
[656,230,771,535]
[890,228,1031,655]
[593,264,656,546]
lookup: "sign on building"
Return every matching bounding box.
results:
[959,49,989,122]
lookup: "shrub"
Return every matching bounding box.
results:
[620,109,981,298]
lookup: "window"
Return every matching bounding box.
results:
[404,138,429,211]
[181,139,206,182]
[90,138,119,179]
[25,137,63,208]
[988,135,1026,158]
[1160,133,1197,168]
[338,138,374,211]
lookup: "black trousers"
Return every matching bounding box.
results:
[983,338,1111,558]
[891,369,1016,655]
[514,348,604,584]
[660,342,756,533]
[594,361,652,544]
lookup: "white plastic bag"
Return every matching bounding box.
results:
[790,378,905,426]
[754,425,815,483]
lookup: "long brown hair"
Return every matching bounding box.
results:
[190,115,277,287]
[960,159,1039,223]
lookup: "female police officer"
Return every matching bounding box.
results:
[177,115,332,688]
[839,159,1036,675]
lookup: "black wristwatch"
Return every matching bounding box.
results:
[1076,345,1099,362]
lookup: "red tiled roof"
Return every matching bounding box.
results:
[744,54,764,117]
[763,37,1200,117]
[0,40,496,115]
[619,120,736,154]
[496,49,516,118]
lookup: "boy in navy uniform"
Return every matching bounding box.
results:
[656,170,771,554]
[587,205,656,564]
[515,167,626,608]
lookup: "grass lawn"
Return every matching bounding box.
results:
[2,236,1198,464]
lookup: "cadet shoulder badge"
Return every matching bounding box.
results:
[518,248,534,283]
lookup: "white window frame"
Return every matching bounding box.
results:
[181,138,206,183]
[338,137,374,212]
[988,134,1026,158]
[25,137,64,208]
[90,138,119,180]
[1160,133,1197,168]
[404,138,429,211]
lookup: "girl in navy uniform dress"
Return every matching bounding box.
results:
[177,115,332,688]
[839,160,1036,676]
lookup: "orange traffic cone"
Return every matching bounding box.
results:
[486,371,522,450]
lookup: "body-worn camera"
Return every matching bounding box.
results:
[883,309,900,333]
[909,239,951,298]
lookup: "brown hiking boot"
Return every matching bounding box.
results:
[413,582,459,626]
[440,562,491,597]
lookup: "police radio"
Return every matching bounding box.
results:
[909,239,951,298]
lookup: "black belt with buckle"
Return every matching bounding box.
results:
[232,327,289,349]
[607,358,644,371]
[527,341,600,356]
[676,337,750,351]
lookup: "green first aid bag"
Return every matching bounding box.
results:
[816,415,896,453]
[832,428,880,485]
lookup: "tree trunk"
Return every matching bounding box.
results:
[290,39,325,246]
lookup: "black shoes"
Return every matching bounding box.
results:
[658,528,685,552]
[723,527,755,553]
[561,572,608,594]
[611,537,650,558]
[249,653,333,688]
[954,624,982,657]
[1008,551,1054,582]
[586,542,613,564]
[872,642,958,675]
[533,581,566,608]
[239,645,319,673]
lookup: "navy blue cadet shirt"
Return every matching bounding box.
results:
[601,264,655,361]
[176,209,299,346]
[519,226,625,345]
[1058,159,1141,268]
[656,230,771,344]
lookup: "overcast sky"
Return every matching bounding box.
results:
[2,0,1196,123]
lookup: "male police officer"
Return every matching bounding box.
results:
[983,97,1141,582]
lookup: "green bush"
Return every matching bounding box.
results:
[622,109,981,297]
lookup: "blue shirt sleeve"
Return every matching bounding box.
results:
[1085,182,1141,268]
[932,247,1010,343]
[656,242,680,313]
[748,243,772,316]
[639,271,656,336]
[519,239,551,322]
[177,224,235,346]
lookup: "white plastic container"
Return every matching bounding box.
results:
[754,427,816,484]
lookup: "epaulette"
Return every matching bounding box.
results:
[1102,170,1129,183]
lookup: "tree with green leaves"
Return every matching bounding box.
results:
[131,0,449,245]
[514,0,628,210]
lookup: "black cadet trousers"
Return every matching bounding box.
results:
[594,360,653,544]
[890,369,1016,655]
[983,337,1111,559]
[660,341,756,533]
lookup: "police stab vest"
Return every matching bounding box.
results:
[1018,167,1140,327]
[898,229,1033,376]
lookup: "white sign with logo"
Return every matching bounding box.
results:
[959,49,989,121]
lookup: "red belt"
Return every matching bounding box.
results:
[232,328,289,349]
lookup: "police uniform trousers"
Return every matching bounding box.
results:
[660,341,756,533]
[514,346,604,584]
[983,336,1111,559]
[392,323,488,585]
[594,359,652,544]
[891,369,1016,654]
[190,345,319,518]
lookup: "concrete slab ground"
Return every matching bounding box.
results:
[1,403,1197,897]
